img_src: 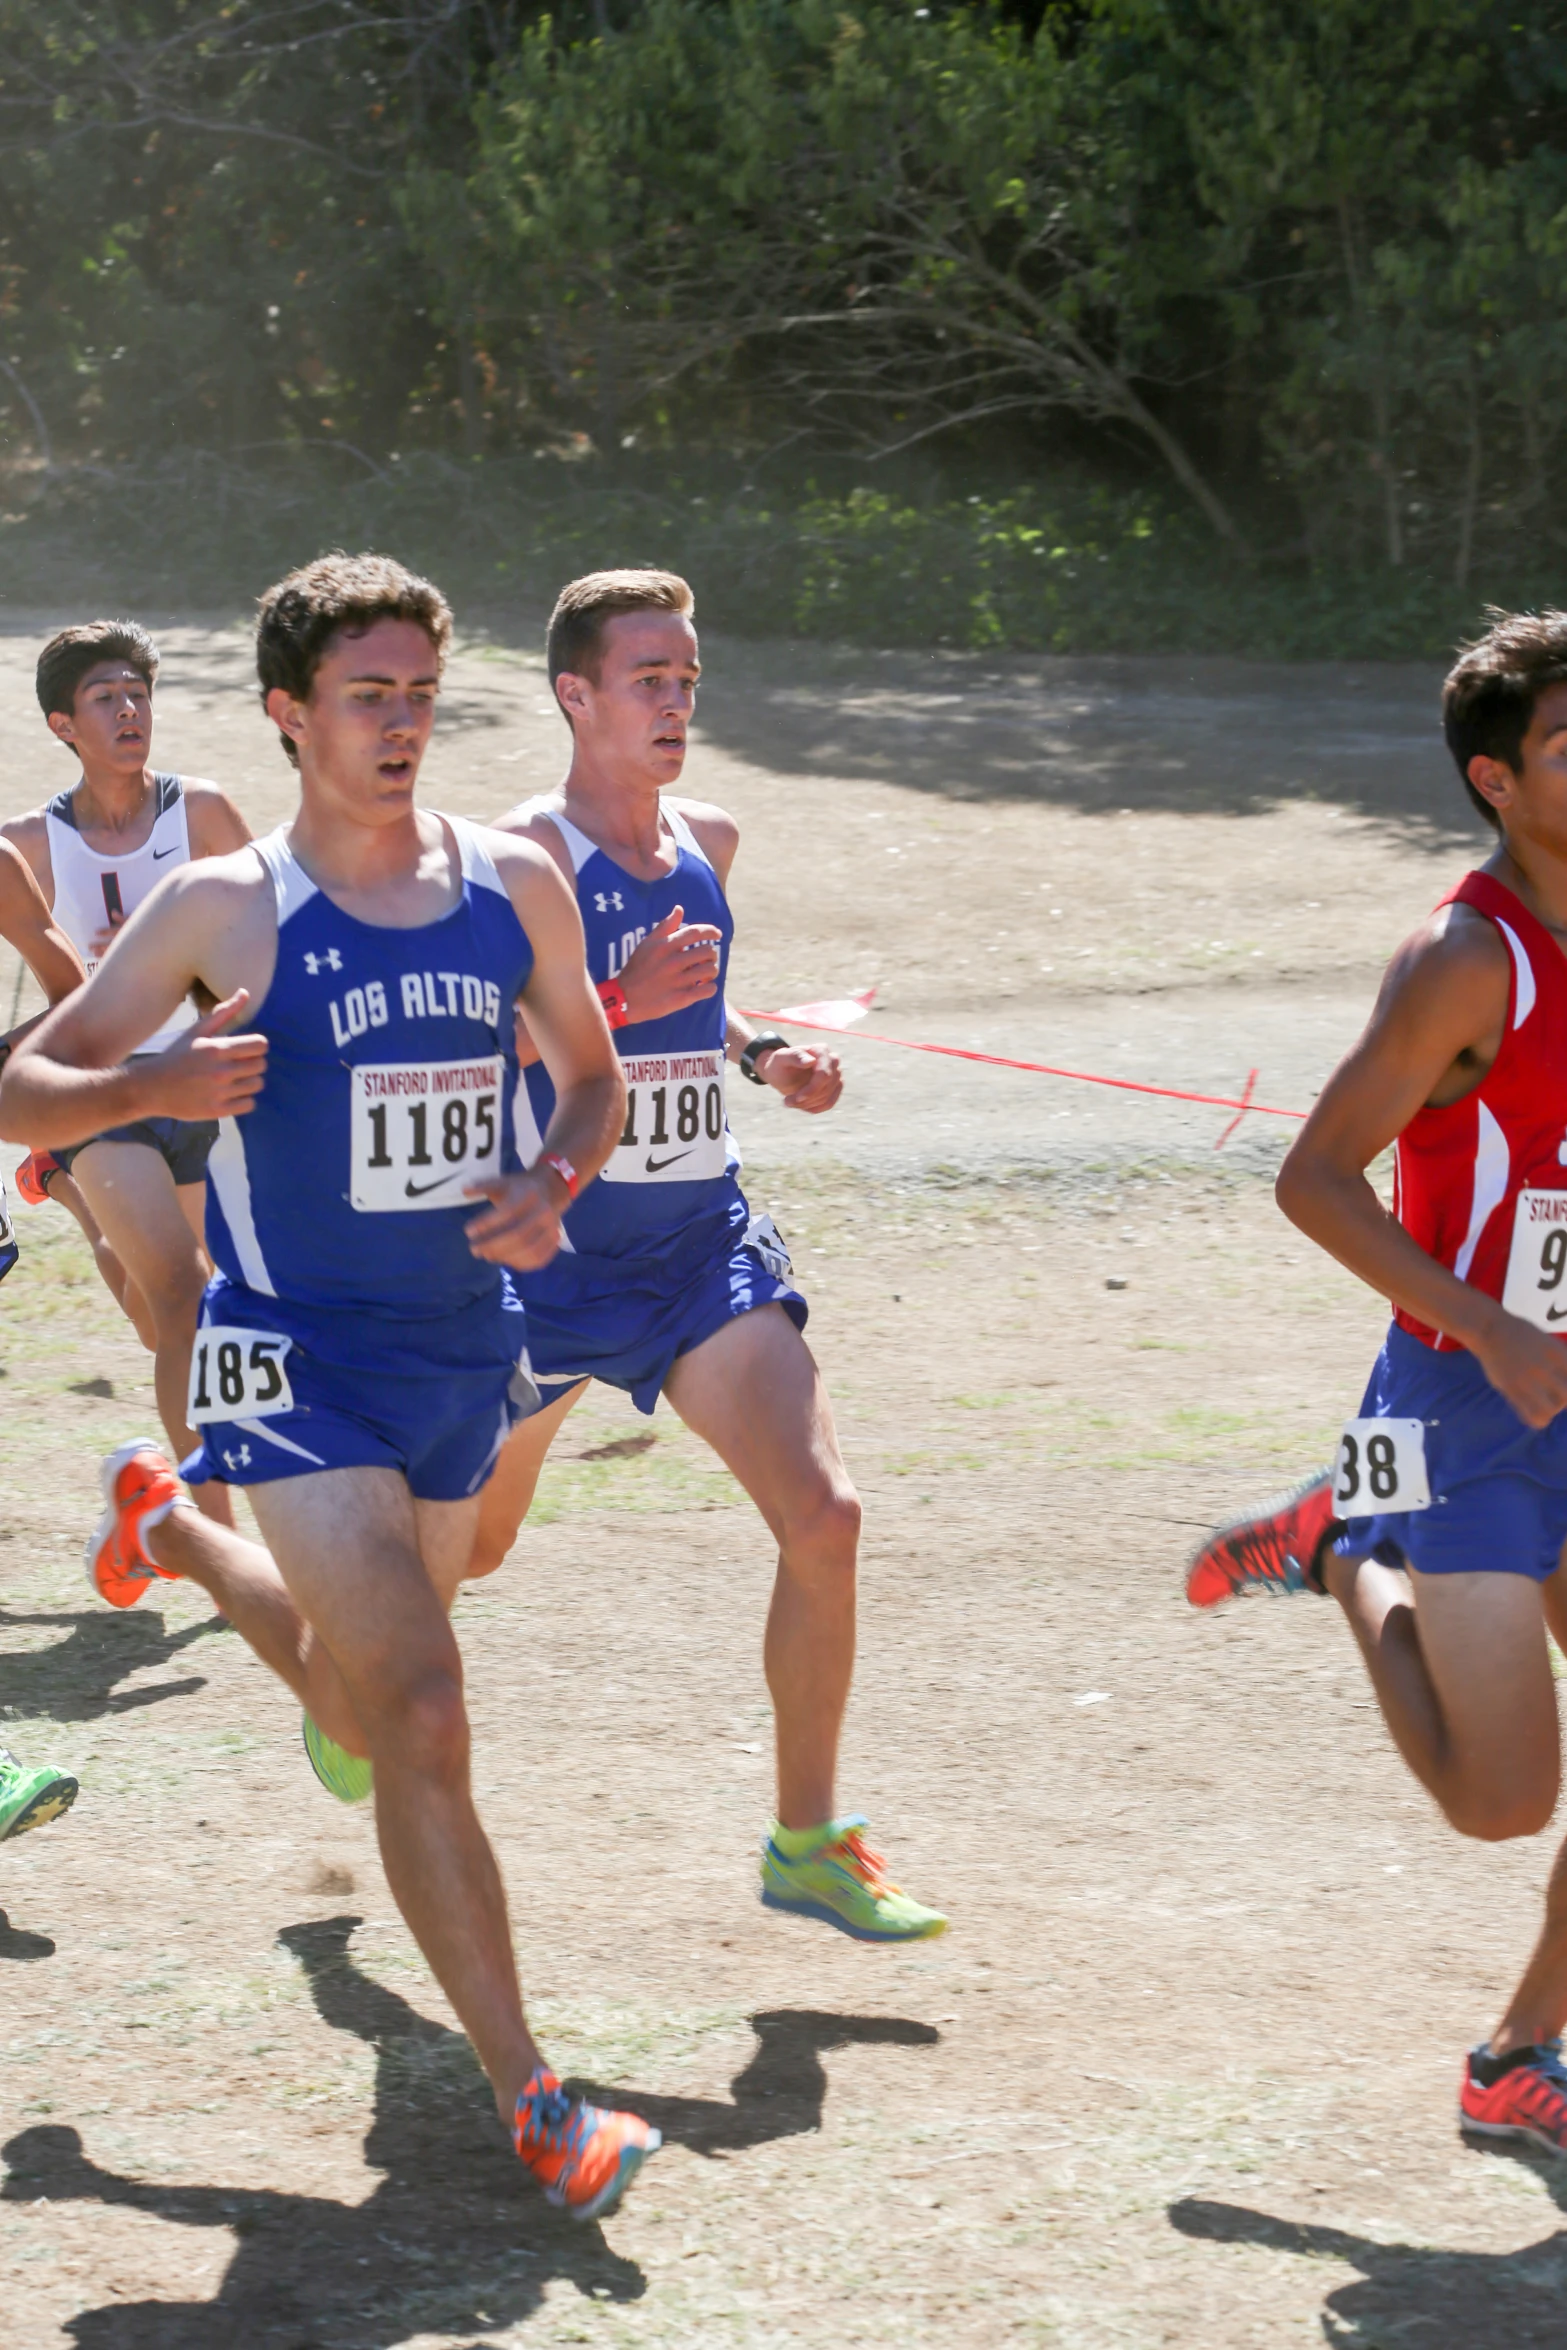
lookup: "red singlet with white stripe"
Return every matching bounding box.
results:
[1394,869,1567,1350]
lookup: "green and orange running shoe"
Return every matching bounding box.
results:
[302,1714,373,1805]
[0,1746,78,1841]
[1184,1468,1341,1609]
[85,1439,187,1609]
[759,1814,948,1942]
[513,2068,660,2221]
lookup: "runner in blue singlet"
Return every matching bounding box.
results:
[0,553,660,2221]
[470,567,948,1946]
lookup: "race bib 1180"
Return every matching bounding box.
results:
[1502,1188,1567,1333]
[601,1049,728,1185]
[188,1326,294,1424]
[1333,1417,1430,1517]
[349,1058,503,1213]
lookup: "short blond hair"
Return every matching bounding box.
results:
[546,569,693,695]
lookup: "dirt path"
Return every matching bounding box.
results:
[6,622,1559,2349]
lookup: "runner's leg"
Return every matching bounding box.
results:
[247,1465,542,2119]
[43,1164,154,1348]
[468,1383,588,1581]
[70,1140,234,1527]
[1323,1549,1558,1838]
[662,1304,859,1831]
[144,1503,364,1750]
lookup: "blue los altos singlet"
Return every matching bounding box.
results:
[513,799,746,1262]
[206,817,534,1317]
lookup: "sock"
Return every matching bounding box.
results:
[770,1817,841,1860]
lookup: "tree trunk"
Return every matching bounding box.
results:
[1455,362,1481,590]
[1110,376,1250,556]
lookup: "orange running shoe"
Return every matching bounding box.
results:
[14,1150,62,1207]
[1184,1468,1340,1608]
[1460,2039,1567,2156]
[85,1439,187,1609]
[513,2068,660,2221]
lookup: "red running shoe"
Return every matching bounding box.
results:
[513,2068,660,2221]
[85,1439,186,1609]
[14,1150,62,1207]
[1185,1468,1341,1608]
[1460,2039,1567,2155]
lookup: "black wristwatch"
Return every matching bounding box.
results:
[739,1030,788,1086]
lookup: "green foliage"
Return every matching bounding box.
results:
[0,0,1563,644]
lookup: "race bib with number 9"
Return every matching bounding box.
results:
[1333,1417,1430,1517]
[350,1058,503,1213]
[188,1326,294,1424]
[1502,1188,1567,1333]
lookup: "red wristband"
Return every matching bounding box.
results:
[540,1151,579,1200]
[596,977,630,1030]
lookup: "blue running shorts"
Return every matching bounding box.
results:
[182,1275,538,1502]
[523,1207,807,1415]
[1331,1319,1567,1583]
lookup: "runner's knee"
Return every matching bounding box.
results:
[364,1660,469,1781]
[1447,1775,1558,1842]
[781,1479,861,1569]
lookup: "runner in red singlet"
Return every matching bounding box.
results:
[1185,610,1567,2157]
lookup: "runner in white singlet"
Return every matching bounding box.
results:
[1,622,251,1523]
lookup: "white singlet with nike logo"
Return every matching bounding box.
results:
[44,772,196,1052]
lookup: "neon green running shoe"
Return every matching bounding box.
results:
[759,1814,947,1942]
[0,1745,78,1842]
[302,1714,373,1805]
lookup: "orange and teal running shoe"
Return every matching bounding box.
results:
[13,1150,62,1207]
[513,2068,660,2220]
[1184,1468,1340,1609]
[85,1438,187,1609]
[1460,2039,1567,2156]
[759,1814,948,1941]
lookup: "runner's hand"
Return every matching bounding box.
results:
[764,1043,843,1116]
[620,906,722,1022]
[1471,1310,1567,1429]
[87,916,123,965]
[141,991,267,1120]
[463,1169,564,1269]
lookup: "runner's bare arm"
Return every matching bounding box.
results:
[0,836,84,1006]
[1277,907,1567,1427]
[461,833,626,1269]
[0,859,272,1147]
[0,808,52,902]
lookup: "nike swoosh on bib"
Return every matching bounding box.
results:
[1549,1305,1567,1323]
[404,1173,465,1198]
[645,1149,692,1173]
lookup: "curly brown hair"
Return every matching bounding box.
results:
[256,551,454,764]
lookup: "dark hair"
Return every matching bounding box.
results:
[546,568,694,708]
[255,550,453,764]
[1443,608,1567,830]
[36,620,159,722]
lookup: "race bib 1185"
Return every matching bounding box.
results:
[601,1049,728,1185]
[349,1058,503,1213]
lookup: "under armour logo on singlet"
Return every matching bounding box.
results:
[304,949,343,975]
[594,890,625,913]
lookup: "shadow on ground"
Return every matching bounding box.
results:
[3,1912,939,2348]
[689,640,1487,835]
[0,1604,223,1721]
[0,1907,55,1961]
[1172,2171,1567,2348]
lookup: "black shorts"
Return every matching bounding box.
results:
[57,1115,217,1188]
